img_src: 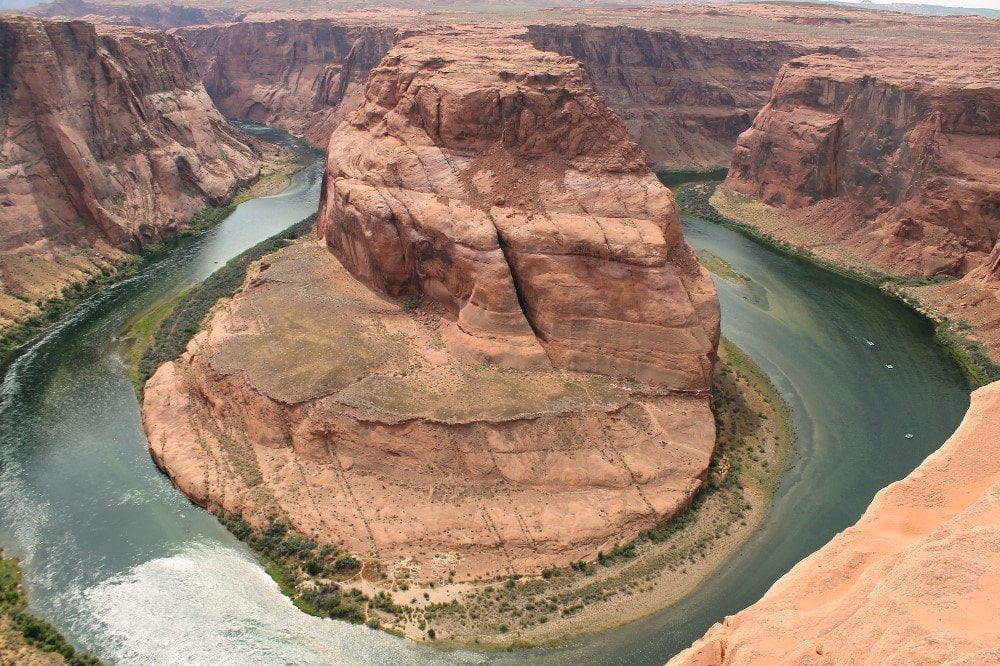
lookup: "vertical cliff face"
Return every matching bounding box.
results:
[523,25,804,171]
[175,20,398,146]
[670,381,1000,665]
[0,17,263,254]
[726,54,1000,277]
[318,28,720,389]
[174,19,802,171]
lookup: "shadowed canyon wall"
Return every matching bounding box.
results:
[726,54,1000,278]
[174,20,398,146]
[0,16,263,332]
[523,24,804,171]
[175,19,801,170]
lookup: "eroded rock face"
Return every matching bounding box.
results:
[670,381,1000,665]
[0,17,262,254]
[318,29,720,390]
[175,20,398,146]
[174,18,800,171]
[524,25,804,170]
[143,31,720,581]
[727,54,1000,278]
[143,240,717,580]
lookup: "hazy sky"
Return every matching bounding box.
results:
[1,0,998,11]
[848,0,1000,8]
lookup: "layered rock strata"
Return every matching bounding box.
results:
[524,25,804,170]
[0,17,264,329]
[143,31,720,580]
[726,54,1000,279]
[176,18,798,170]
[174,20,398,146]
[318,29,720,389]
[670,380,1000,665]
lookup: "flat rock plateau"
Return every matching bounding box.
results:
[142,28,721,583]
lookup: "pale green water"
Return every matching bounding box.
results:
[0,151,971,665]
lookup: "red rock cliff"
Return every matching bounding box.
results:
[0,16,263,254]
[175,18,802,170]
[670,380,1000,665]
[524,24,804,171]
[726,54,1000,278]
[142,29,720,586]
[317,28,720,390]
[174,20,398,146]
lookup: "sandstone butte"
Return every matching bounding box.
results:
[141,29,721,582]
[0,16,264,333]
[165,5,1000,361]
[670,380,1000,665]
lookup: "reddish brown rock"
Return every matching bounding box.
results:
[143,31,720,583]
[726,54,1000,278]
[174,20,398,146]
[670,381,1000,665]
[0,16,264,332]
[523,25,803,170]
[0,17,262,252]
[318,29,720,389]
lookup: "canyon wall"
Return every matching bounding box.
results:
[524,25,803,171]
[0,16,264,330]
[670,380,1000,665]
[726,54,1000,278]
[176,18,799,169]
[318,27,720,388]
[143,29,720,583]
[174,21,398,146]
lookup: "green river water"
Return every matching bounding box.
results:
[0,127,971,665]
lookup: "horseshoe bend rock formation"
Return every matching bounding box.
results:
[318,30,720,389]
[0,16,264,330]
[725,54,1000,279]
[670,381,1000,665]
[142,31,720,581]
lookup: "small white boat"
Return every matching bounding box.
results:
[904,433,914,439]
[865,339,876,347]
[885,364,895,369]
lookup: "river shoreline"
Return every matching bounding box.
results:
[0,141,302,374]
[135,222,796,650]
[675,182,1000,387]
[0,551,100,665]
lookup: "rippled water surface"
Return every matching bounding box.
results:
[0,150,971,666]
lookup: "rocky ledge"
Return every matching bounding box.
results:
[0,16,266,332]
[726,54,1000,279]
[142,30,720,581]
[671,380,1000,665]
